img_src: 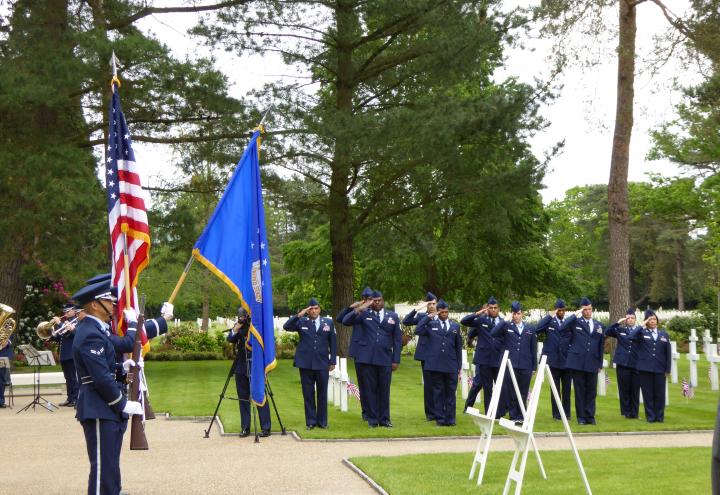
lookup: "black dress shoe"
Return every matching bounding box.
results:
[587,419,596,425]
[368,423,378,428]
[239,428,250,438]
[259,429,271,437]
[317,425,327,429]
[445,422,456,427]
[380,421,393,428]
[59,400,71,407]
[306,425,315,430]
[436,420,445,426]
[577,419,587,425]
[0,404,6,409]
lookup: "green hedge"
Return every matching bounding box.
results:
[145,351,224,361]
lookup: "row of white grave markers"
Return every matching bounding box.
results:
[688,329,700,387]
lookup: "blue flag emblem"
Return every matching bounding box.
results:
[192,129,276,405]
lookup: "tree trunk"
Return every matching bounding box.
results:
[676,241,685,310]
[607,0,636,322]
[330,0,358,357]
[0,257,26,316]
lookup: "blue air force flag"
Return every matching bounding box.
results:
[192,129,276,405]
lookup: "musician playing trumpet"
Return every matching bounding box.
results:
[51,303,81,407]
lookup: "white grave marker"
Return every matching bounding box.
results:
[670,341,679,384]
[688,329,699,388]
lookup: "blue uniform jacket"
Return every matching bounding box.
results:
[337,307,362,358]
[461,313,503,367]
[72,317,128,422]
[561,314,605,373]
[414,316,462,373]
[227,325,252,376]
[283,315,337,370]
[491,320,538,371]
[535,315,570,369]
[51,321,75,362]
[342,309,402,366]
[0,335,13,359]
[629,327,671,374]
[606,323,639,368]
[402,309,429,361]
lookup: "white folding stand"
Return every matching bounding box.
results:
[497,356,547,495]
[461,349,469,400]
[467,352,546,486]
[339,357,349,412]
[467,351,509,485]
[499,355,592,495]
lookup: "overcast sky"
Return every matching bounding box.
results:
[129,0,699,204]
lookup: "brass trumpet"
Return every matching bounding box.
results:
[0,303,17,349]
[36,320,54,340]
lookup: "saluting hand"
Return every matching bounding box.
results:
[415,301,429,312]
[350,301,363,309]
[617,317,627,325]
[475,305,488,316]
[297,306,311,317]
[549,309,557,318]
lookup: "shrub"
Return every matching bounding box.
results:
[665,315,709,342]
[145,351,224,361]
[163,323,224,353]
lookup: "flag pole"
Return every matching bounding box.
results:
[167,254,195,305]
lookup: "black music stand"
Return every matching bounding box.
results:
[16,344,57,413]
[0,357,12,408]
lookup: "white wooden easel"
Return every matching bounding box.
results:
[467,351,546,486]
[499,355,592,495]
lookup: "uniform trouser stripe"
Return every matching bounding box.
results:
[95,419,101,495]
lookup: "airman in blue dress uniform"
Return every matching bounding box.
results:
[630,309,671,423]
[607,307,640,418]
[283,297,337,429]
[0,330,12,408]
[227,307,271,437]
[535,299,572,420]
[337,287,373,421]
[415,299,462,426]
[561,297,605,425]
[402,291,438,421]
[71,279,144,495]
[462,296,504,416]
[51,303,81,407]
[342,290,402,427]
[491,301,538,423]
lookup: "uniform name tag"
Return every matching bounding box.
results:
[482,324,489,328]
[575,327,582,330]
[643,335,651,339]
[619,332,626,336]
[301,327,308,330]
[366,317,373,321]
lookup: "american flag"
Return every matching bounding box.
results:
[106,82,150,346]
[346,379,361,401]
[681,377,694,399]
[605,374,611,386]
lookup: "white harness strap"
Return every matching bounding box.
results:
[95,419,101,495]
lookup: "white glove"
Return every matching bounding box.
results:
[122,400,143,416]
[124,308,138,324]
[160,302,174,320]
[122,359,136,372]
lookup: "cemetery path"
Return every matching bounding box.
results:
[3,405,712,494]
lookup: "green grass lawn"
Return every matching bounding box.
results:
[350,447,711,494]
[144,355,718,438]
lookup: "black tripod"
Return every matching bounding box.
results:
[17,357,57,413]
[204,338,286,442]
